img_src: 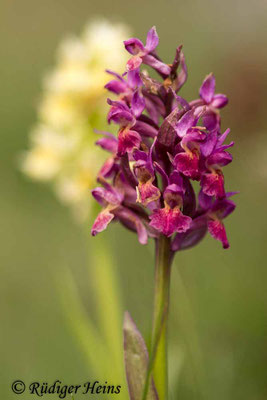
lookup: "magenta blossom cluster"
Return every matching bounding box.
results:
[91,27,236,250]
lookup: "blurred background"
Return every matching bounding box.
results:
[1,0,267,399]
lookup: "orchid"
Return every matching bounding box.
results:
[91,26,236,400]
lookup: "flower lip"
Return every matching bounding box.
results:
[91,210,114,236]
[201,171,225,198]
[208,219,229,249]
[149,206,192,237]
[117,128,141,156]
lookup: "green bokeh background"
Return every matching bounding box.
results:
[1,0,267,399]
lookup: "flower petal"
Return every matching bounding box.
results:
[107,103,134,126]
[173,151,200,180]
[211,94,228,109]
[202,110,220,131]
[131,90,145,118]
[127,69,143,87]
[145,26,159,52]
[106,69,125,81]
[96,136,118,153]
[207,150,232,167]
[175,109,197,138]
[137,181,161,206]
[124,38,145,55]
[117,129,141,156]
[92,186,122,206]
[211,198,236,219]
[201,172,225,198]
[198,189,213,210]
[216,128,230,147]
[133,120,158,138]
[200,130,217,157]
[115,207,148,244]
[199,73,215,104]
[105,80,128,94]
[208,219,229,249]
[172,215,207,251]
[91,210,114,236]
[175,52,188,91]
[126,56,143,72]
[142,54,171,77]
[98,157,116,178]
[149,207,191,237]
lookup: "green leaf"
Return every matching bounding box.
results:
[90,238,124,381]
[123,312,159,400]
[56,268,107,376]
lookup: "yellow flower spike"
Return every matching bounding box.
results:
[22,19,130,222]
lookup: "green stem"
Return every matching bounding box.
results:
[151,235,173,400]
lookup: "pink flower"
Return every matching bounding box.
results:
[91,27,236,251]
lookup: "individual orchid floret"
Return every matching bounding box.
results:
[199,73,228,130]
[201,150,232,198]
[91,174,148,244]
[173,128,206,180]
[105,70,131,95]
[206,194,236,249]
[105,69,142,98]
[199,73,228,108]
[124,26,171,77]
[200,128,234,198]
[91,180,124,236]
[149,181,192,237]
[133,146,161,206]
[107,99,143,156]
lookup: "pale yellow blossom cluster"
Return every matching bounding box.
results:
[22,20,130,221]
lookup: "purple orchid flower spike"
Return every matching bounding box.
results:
[92,26,236,250]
